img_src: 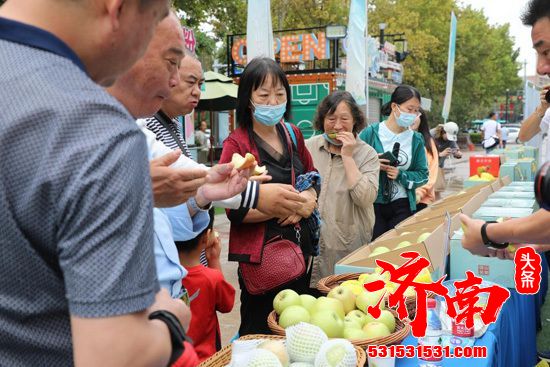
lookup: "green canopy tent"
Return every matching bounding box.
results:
[196,71,238,165]
[197,71,238,112]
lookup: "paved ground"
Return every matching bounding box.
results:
[214,147,488,345]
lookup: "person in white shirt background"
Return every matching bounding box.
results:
[481,111,503,153]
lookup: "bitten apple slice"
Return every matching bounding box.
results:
[253,165,267,176]
[231,152,256,170]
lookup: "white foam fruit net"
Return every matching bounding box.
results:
[286,322,329,363]
[314,339,357,367]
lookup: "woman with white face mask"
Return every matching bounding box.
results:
[219,58,320,336]
[359,85,429,239]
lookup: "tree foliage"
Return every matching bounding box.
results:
[174,0,521,126]
[369,0,522,125]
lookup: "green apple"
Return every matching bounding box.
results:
[364,309,396,333]
[299,294,317,314]
[258,340,290,367]
[369,246,390,257]
[394,241,412,250]
[273,289,301,315]
[346,309,368,327]
[363,321,391,339]
[343,315,363,330]
[343,327,370,340]
[327,285,356,314]
[279,305,310,328]
[416,232,431,243]
[310,310,344,338]
[313,296,345,319]
[355,290,386,313]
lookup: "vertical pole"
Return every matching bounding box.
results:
[504,89,510,123]
[365,0,369,123]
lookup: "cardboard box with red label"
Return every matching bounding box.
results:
[469,155,501,177]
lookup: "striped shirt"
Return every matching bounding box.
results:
[146,112,208,266]
[145,112,192,157]
[145,111,259,210]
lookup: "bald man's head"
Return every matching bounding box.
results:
[108,12,185,118]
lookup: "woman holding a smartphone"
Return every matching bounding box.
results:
[359,85,429,239]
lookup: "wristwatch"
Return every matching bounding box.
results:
[149,310,189,364]
[188,196,211,212]
[480,221,509,249]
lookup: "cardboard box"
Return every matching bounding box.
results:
[499,162,522,181]
[497,185,536,192]
[492,176,511,190]
[469,155,501,177]
[504,150,525,160]
[336,218,453,278]
[472,206,535,221]
[450,230,516,288]
[507,181,535,187]
[488,191,535,199]
[508,158,538,181]
[395,214,448,230]
[431,183,493,208]
[522,146,539,160]
[482,198,538,210]
[463,178,495,188]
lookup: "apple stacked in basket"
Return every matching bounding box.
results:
[272,268,432,342]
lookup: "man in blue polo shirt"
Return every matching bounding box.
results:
[0,0,194,366]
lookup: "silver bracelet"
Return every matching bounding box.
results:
[188,196,211,212]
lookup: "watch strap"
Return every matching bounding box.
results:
[480,221,509,249]
[149,310,190,365]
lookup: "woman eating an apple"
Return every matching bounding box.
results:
[305,91,380,287]
[219,57,320,336]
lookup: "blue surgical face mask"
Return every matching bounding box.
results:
[394,106,417,128]
[322,133,343,146]
[251,101,286,126]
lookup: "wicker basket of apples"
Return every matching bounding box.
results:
[316,268,435,319]
[198,332,367,367]
[267,288,411,349]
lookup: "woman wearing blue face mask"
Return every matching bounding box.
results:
[219,57,320,336]
[359,85,429,240]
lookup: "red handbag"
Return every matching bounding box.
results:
[239,235,306,295]
[239,121,306,295]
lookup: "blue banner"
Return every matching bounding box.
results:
[442,12,457,121]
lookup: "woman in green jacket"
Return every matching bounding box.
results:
[359,85,429,240]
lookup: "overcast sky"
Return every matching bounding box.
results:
[458,0,535,77]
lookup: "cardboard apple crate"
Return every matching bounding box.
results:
[488,191,535,200]
[469,155,501,177]
[413,188,492,222]
[396,211,457,230]
[197,334,368,367]
[506,158,537,182]
[491,176,511,191]
[497,184,535,192]
[483,198,538,210]
[522,146,539,160]
[472,206,535,222]
[430,184,493,209]
[376,224,438,241]
[335,219,453,277]
[431,183,491,206]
